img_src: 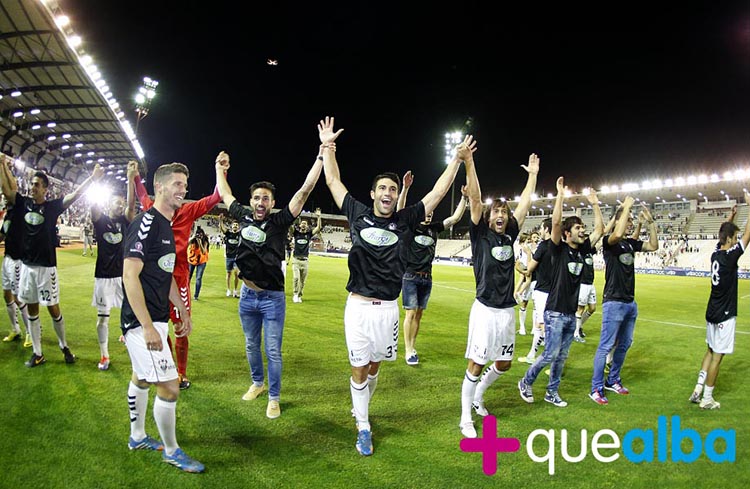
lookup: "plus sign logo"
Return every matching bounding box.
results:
[460,415,521,475]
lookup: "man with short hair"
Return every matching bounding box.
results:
[396,171,468,365]
[215,146,322,420]
[219,214,241,297]
[0,157,103,367]
[291,208,322,303]
[319,116,464,455]
[0,181,31,347]
[518,218,553,364]
[121,162,203,473]
[688,194,750,409]
[460,152,538,438]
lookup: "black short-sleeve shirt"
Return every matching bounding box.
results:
[342,193,424,300]
[93,214,129,279]
[602,236,644,303]
[1,206,23,260]
[581,246,596,285]
[705,241,744,323]
[403,221,445,274]
[293,229,314,259]
[224,230,240,258]
[470,217,519,309]
[532,239,554,293]
[15,194,64,267]
[545,239,591,314]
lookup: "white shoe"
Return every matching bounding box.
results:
[518,356,535,365]
[472,401,489,417]
[699,398,721,410]
[460,421,477,438]
[298,296,303,303]
[518,328,527,336]
[292,295,299,303]
[226,289,231,297]
[233,290,240,298]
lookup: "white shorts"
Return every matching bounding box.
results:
[124,322,178,383]
[18,264,59,306]
[91,277,124,311]
[706,317,735,354]
[532,289,549,326]
[2,256,21,295]
[344,294,399,367]
[520,280,536,302]
[578,283,597,306]
[465,300,516,364]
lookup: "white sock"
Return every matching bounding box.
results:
[580,309,592,326]
[127,382,149,441]
[529,327,544,357]
[5,301,20,333]
[474,365,504,403]
[97,314,110,358]
[574,314,582,337]
[154,396,179,455]
[518,308,527,332]
[694,370,707,393]
[350,378,370,431]
[18,302,30,334]
[461,370,479,425]
[29,315,42,355]
[367,373,379,398]
[703,385,714,401]
[52,315,67,349]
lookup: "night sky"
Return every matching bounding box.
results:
[61,1,750,217]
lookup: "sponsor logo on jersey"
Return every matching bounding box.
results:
[619,253,634,266]
[158,253,176,273]
[228,238,239,245]
[415,235,435,246]
[360,227,399,247]
[103,232,123,244]
[568,262,583,275]
[585,256,594,265]
[296,238,309,245]
[24,212,44,226]
[491,245,514,261]
[241,225,267,243]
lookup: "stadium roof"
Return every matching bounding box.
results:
[0,0,143,185]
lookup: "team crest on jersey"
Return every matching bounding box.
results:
[103,232,123,244]
[360,227,399,247]
[241,225,267,243]
[388,222,398,231]
[568,262,584,275]
[24,212,44,225]
[228,238,239,245]
[585,256,594,265]
[296,238,308,245]
[491,245,513,261]
[414,235,435,246]
[158,359,169,372]
[158,253,176,273]
[619,253,634,266]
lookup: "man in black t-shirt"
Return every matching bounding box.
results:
[460,150,538,439]
[688,201,750,409]
[518,179,603,408]
[396,171,468,365]
[291,208,322,303]
[90,193,134,370]
[0,194,31,346]
[589,196,658,405]
[319,116,463,455]
[0,157,103,367]
[519,218,552,364]
[121,162,203,473]
[219,214,241,297]
[215,148,322,420]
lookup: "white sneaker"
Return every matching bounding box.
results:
[460,421,477,438]
[518,328,527,336]
[226,289,231,297]
[297,296,303,303]
[472,401,489,417]
[518,356,535,365]
[292,295,299,303]
[233,290,240,298]
[699,398,721,410]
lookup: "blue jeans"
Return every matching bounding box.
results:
[591,300,638,393]
[523,310,576,393]
[401,272,432,310]
[238,285,286,400]
[189,263,206,298]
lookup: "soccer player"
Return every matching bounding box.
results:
[291,208,322,303]
[573,195,605,343]
[0,181,31,347]
[214,146,322,420]
[688,194,750,409]
[396,171,468,365]
[129,160,222,389]
[517,180,603,408]
[513,232,535,336]
[589,196,658,405]
[82,217,95,257]
[518,218,553,365]
[0,158,103,367]
[121,162,204,473]
[319,116,464,455]
[90,191,135,370]
[460,152,538,438]
[219,214,241,297]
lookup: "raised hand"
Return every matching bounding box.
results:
[92,163,104,180]
[640,202,654,222]
[318,116,344,145]
[403,170,414,189]
[622,195,635,209]
[585,188,599,205]
[455,135,477,161]
[127,160,139,180]
[556,176,565,194]
[521,153,540,175]
[216,151,230,171]
[461,184,468,197]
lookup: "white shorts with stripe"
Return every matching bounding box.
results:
[344,294,399,367]
[465,299,516,364]
[532,289,549,326]
[91,277,124,310]
[18,264,59,306]
[578,283,597,306]
[2,256,21,295]
[706,317,735,355]
[124,322,178,383]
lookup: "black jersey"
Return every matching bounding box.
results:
[1,205,23,260]
[343,193,424,300]
[120,208,176,333]
[581,246,596,285]
[292,229,314,259]
[602,236,644,303]
[545,239,590,314]
[403,221,444,274]
[470,217,519,309]
[705,241,744,323]
[532,239,554,293]
[15,194,64,267]
[93,214,129,279]
[224,230,240,258]
[228,201,295,291]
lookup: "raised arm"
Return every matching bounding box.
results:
[312,208,322,235]
[513,153,540,229]
[463,138,483,225]
[288,146,325,218]
[215,151,235,208]
[125,161,139,222]
[0,156,18,205]
[62,164,103,210]
[639,203,659,252]
[586,189,604,246]
[218,213,227,234]
[318,116,347,209]
[420,136,471,216]
[443,185,468,227]
[607,196,635,246]
[551,176,564,245]
[741,192,750,249]
[397,171,413,212]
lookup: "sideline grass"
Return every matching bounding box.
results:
[0,248,747,488]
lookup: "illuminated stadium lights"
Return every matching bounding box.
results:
[531,193,538,201]
[54,15,70,28]
[724,171,734,181]
[600,185,610,194]
[85,183,111,206]
[547,192,553,199]
[710,174,720,182]
[564,189,572,198]
[90,71,101,81]
[10,90,21,97]
[62,133,71,138]
[134,76,159,135]
[610,184,619,193]
[687,176,697,185]
[80,54,93,66]
[87,151,95,156]
[86,159,93,164]
[47,122,56,128]
[75,142,84,148]
[582,188,591,196]
[31,124,41,130]
[621,183,639,192]
[74,153,82,158]
[514,195,521,202]
[47,135,56,141]
[14,159,25,170]
[12,111,23,118]
[67,35,82,48]
[484,198,492,205]
[30,108,41,115]
[675,177,685,186]
[61,144,69,150]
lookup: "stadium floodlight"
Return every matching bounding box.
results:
[710,174,720,183]
[80,55,93,67]
[85,183,111,207]
[12,111,22,118]
[55,15,70,28]
[14,159,25,170]
[674,177,685,186]
[610,185,619,193]
[687,176,697,185]
[484,198,493,206]
[600,185,610,194]
[582,188,591,196]
[61,144,70,150]
[47,122,56,128]
[531,193,538,202]
[31,124,41,130]
[723,171,734,181]
[443,129,464,237]
[547,192,553,199]
[134,76,159,136]
[67,35,82,48]
[30,108,41,115]
[10,90,21,97]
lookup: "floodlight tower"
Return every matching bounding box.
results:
[134,76,158,136]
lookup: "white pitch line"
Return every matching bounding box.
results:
[433,283,475,294]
